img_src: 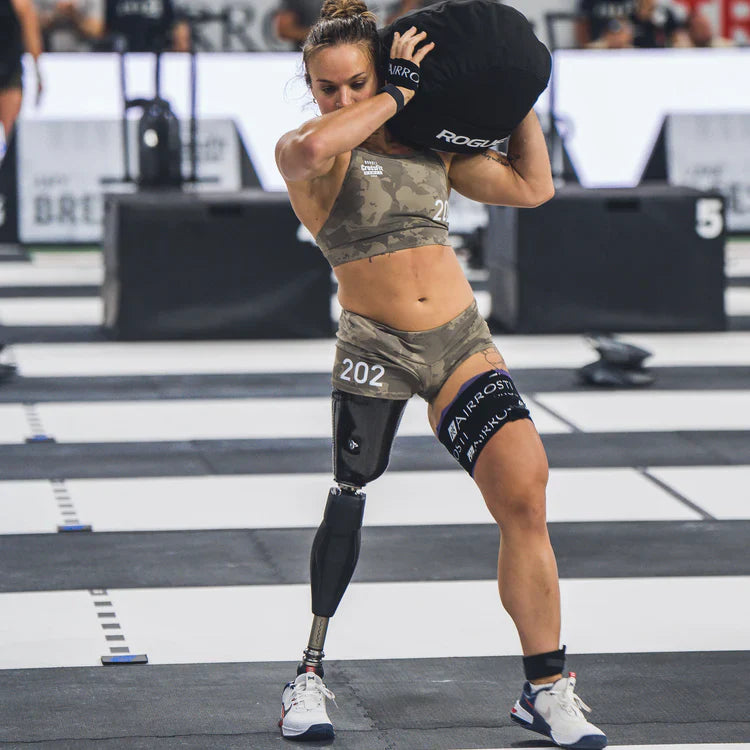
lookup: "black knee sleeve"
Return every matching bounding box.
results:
[437,369,531,475]
[333,390,407,487]
[310,486,366,618]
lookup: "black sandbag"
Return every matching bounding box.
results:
[380,0,551,153]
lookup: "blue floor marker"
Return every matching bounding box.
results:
[57,524,93,533]
[101,654,149,665]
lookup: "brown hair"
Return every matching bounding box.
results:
[303,0,381,86]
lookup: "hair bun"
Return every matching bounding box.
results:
[320,0,374,22]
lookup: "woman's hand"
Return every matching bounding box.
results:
[388,26,435,105]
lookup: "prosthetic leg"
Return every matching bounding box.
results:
[300,390,407,675]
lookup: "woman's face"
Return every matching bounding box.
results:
[308,44,379,115]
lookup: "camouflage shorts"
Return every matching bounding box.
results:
[332,301,495,403]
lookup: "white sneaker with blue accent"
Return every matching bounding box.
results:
[510,673,607,749]
[279,671,335,741]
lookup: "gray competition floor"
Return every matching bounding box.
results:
[1,245,750,750]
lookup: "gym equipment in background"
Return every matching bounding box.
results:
[102,191,333,340]
[109,35,198,189]
[485,185,727,334]
[578,335,655,387]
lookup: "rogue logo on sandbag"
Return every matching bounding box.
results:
[435,130,505,149]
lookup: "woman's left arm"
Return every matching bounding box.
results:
[447,109,554,208]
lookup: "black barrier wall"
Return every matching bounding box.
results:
[103,191,332,339]
[486,185,727,334]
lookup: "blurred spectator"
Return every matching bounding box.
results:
[0,0,43,143]
[630,0,689,47]
[384,0,440,25]
[92,0,190,52]
[685,9,735,47]
[273,0,323,49]
[586,17,634,48]
[577,0,634,46]
[37,0,102,51]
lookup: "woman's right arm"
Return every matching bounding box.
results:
[276,92,402,182]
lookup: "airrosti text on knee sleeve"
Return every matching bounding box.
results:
[437,369,530,475]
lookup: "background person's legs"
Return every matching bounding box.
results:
[0,87,23,147]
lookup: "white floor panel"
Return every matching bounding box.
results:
[545,468,702,521]
[12,389,750,445]
[726,286,750,316]
[0,261,102,287]
[0,467,695,534]
[535,390,750,432]
[0,298,102,326]
[0,481,58,534]
[0,404,31,443]
[9,332,750,378]
[649,466,750,519]
[0,591,107,669]
[497,332,750,369]
[2,577,746,669]
[29,396,569,444]
[11,340,338,377]
[100,576,750,663]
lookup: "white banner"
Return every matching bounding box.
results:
[17,118,240,243]
[666,112,750,232]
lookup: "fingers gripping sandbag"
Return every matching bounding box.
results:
[380,0,551,153]
[310,391,408,618]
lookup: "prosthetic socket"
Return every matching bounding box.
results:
[302,391,406,673]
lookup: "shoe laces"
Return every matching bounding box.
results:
[548,677,592,719]
[290,676,335,711]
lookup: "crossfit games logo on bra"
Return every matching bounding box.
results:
[361,159,384,177]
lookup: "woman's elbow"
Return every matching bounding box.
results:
[526,181,555,208]
[277,133,324,180]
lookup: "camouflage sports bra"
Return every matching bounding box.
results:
[315,146,450,268]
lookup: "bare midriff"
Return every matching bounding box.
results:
[333,243,475,331]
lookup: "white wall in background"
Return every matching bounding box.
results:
[18,49,750,194]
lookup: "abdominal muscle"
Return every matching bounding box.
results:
[333,243,475,331]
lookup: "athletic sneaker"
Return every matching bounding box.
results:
[279,671,335,741]
[510,673,607,749]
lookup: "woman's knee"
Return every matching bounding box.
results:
[492,486,548,531]
[478,453,549,530]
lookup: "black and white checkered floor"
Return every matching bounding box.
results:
[0,244,749,749]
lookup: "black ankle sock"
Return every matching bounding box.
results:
[523,646,566,681]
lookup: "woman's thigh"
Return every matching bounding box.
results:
[427,346,507,432]
[428,346,548,508]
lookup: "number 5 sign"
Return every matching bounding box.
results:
[695,198,724,240]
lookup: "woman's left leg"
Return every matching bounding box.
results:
[428,347,561,666]
[429,347,608,749]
